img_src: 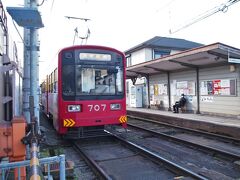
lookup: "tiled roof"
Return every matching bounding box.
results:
[125,36,203,54]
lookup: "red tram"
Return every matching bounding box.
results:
[40,45,127,137]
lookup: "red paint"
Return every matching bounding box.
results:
[41,45,127,134]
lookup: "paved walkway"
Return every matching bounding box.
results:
[127,107,240,139]
[127,107,240,127]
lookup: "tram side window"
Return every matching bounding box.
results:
[54,68,58,93]
[62,65,75,96]
[53,82,57,93]
[50,72,54,93]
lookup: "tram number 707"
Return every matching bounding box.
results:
[88,104,106,112]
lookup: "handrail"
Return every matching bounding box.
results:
[0,155,65,180]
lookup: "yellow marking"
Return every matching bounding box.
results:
[119,116,127,123]
[30,157,39,166]
[119,116,122,123]
[63,119,68,127]
[64,118,75,127]
[31,146,38,152]
[30,175,41,180]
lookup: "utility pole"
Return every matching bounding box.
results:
[6,0,42,125]
[21,0,41,125]
[23,0,31,123]
[7,0,44,160]
[29,0,40,127]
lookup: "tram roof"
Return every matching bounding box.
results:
[126,43,240,79]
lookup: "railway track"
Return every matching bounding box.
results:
[40,112,97,179]
[40,112,240,179]
[127,115,240,142]
[127,115,240,159]
[72,133,207,180]
[106,116,240,179]
[61,146,97,179]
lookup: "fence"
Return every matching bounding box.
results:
[0,155,65,180]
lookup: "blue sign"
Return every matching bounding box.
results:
[7,7,44,28]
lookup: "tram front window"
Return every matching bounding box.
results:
[75,65,123,95]
[62,65,123,97]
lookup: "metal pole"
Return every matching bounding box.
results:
[23,0,31,123]
[196,67,200,114]
[23,0,31,161]
[59,155,66,180]
[146,75,150,108]
[29,27,40,126]
[29,142,41,180]
[167,72,171,111]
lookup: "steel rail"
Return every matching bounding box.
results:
[128,115,240,143]
[72,141,112,180]
[105,130,208,180]
[128,122,240,160]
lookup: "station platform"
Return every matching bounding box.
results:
[127,107,240,139]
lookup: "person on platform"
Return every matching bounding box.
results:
[173,94,186,113]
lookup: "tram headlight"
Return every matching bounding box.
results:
[110,103,121,110]
[68,105,81,112]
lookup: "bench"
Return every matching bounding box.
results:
[180,105,187,113]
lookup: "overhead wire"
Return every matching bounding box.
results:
[11,19,27,46]
[170,0,240,34]
[50,0,55,12]
[155,0,176,13]
[37,0,45,6]
[65,16,91,45]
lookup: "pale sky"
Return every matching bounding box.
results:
[2,0,240,82]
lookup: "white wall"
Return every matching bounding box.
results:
[131,48,152,65]
[150,74,169,109]
[145,48,152,61]
[199,65,240,116]
[148,65,240,116]
[127,43,240,116]
[170,50,182,55]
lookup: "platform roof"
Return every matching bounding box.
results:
[126,43,240,79]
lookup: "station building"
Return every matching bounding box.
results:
[125,36,240,118]
[0,1,22,121]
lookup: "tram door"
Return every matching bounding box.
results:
[130,85,143,108]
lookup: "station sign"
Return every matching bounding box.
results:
[228,57,240,64]
[7,7,44,28]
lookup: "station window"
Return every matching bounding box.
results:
[153,50,170,59]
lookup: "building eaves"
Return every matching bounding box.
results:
[126,42,240,85]
[124,36,203,54]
